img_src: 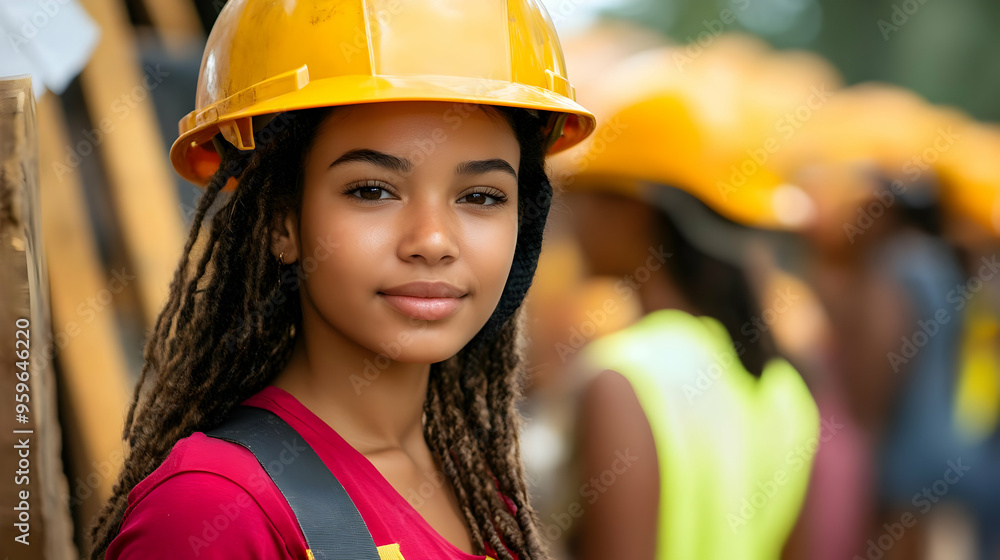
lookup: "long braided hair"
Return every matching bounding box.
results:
[89,105,553,560]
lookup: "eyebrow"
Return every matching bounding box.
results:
[457,159,517,180]
[329,149,517,179]
[329,149,412,174]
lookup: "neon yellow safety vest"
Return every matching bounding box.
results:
[580,309,820,560]
[954,302,1000,442]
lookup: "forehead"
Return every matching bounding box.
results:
[309,101,520,164]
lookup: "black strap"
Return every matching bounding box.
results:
[205,406,381,560]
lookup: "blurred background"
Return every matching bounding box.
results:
[0,0,998,558]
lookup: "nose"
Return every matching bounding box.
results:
[396,198,460,266]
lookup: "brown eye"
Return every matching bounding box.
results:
[356,187,386,200]
[345,183,395,202]
[459,189,507,206]
[464,193,490,205]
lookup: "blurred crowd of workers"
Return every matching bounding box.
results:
[517,25,1000,560]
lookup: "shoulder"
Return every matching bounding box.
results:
[577,369,656,465]
[573,369,660,558]
[582,309,729,369]
[125,432,285,510]
[576,368,658,495]
[106,433,307,560]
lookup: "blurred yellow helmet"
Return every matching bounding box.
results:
[170,0,596,186]
[552,35,840,230]
[938,122,1000,238]
[773,83,974,233]
[774,83,960,177]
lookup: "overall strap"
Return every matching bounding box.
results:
[205,406,381,560]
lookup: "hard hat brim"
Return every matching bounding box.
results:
[170,72,596,186]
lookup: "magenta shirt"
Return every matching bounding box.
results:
[107,386,518,560]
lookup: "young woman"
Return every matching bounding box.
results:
[87,2,594,559]
[549,42,822,560]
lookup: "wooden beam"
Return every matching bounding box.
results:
[0,75,79,560]
[141,0,204,52]
[76,0,187,329]
[36,91,132,546]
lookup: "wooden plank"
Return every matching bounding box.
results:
[36,91,132,545]
[0,76,79,560]
[76,0,186,329]
[141,0,204,51]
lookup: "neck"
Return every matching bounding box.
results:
[272,309,429,454]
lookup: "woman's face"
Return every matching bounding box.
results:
[567,190,659,277]
[283,101,521,363]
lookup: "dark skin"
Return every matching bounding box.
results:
[567,191,673,560]
[568,191,696,314]
[270,102,522,555]
[576,368,661,560]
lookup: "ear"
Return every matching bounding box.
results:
[270,209,301,264]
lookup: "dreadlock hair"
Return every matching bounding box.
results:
[89,104,554,560]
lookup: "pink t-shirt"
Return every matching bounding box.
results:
[107,386,519,560]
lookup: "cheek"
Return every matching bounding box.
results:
[461,212,518,303]
[297,204,392,296]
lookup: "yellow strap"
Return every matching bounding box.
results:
[376,543,406,560]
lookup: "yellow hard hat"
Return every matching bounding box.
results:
[554,36,839,229]
[773,83,959,176]
[170,0,596,186]
[938,122,1000,237]
[773,83,976,234]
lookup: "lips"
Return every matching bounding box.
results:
[378,281,467,321]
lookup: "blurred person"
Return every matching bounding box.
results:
[872,173,968,560]
[545,39,838,560]
[776,85,987,560]
[937,123,1000,560]
[950,239,1000,560]
[782,164,891,560]
[87,2,598,559]
[560,184,818,560]
[799,165,967,559]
